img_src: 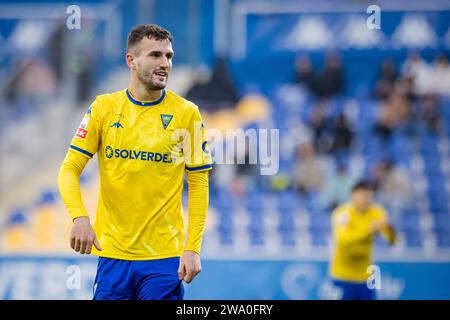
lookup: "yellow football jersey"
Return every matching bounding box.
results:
[68,88,212,260]
[330,203,395,282]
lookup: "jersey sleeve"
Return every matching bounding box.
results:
[183,106,213,172]
[376,207,397,244]
[57,150,90,220]
[68,97,102,158]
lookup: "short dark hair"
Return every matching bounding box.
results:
[352,180,375,193]
[127,24,172,53]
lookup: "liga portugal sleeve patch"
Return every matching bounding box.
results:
[75,127,88,138]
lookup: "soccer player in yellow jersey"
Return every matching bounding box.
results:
[330,181,396,300]
[57,24,213,300]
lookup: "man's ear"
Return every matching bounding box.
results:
[126,51,135,70]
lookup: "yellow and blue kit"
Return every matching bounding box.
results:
[329,202,396,300]
[58,88,212,299]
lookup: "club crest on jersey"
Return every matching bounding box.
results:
[160,114,173,130]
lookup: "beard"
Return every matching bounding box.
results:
[136,66,168,91]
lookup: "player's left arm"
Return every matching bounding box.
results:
[377,208,397,245]
[178,105,212,283]
[178,170,209,283]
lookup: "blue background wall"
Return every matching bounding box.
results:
[1,257,449,300]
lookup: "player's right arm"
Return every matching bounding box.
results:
[58,151,102,254]
[57,98,103,254]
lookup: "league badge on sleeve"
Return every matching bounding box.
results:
[75,107,92,138]
[75,127,88,138]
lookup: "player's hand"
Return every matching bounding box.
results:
[178,250,201,284]
[70,216,102,254]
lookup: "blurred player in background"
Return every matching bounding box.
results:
[329,181,397,300]
[57,24,212,300]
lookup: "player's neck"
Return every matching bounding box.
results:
[128,80,163,102]
[353,204,369,213]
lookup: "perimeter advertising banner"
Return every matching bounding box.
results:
[1,257,449,300]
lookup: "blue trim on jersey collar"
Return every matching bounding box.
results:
[126,88,166,106]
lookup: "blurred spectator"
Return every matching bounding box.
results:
[402,51,450,97]
[71,52,94,104]
[396,75,417,103]
[317,53,344,99]
[374,89,411,142]
[372,160,413,212]
[48,25,65,80]
[295,55,316,92]
[186,56,239,111]
[234,91,270,125]
[432,52,450,96]
[321,162,356,210]
[402,52,438,96]
[374,58,398,101]
[309,101,334,153]
[294,53,344,100]
[7,58,57,103]
[293,142,327,194]
[419,94,441,134]
[329,114,354,155]
[230,139,260,197]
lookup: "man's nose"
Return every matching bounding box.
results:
[160,57,170,69]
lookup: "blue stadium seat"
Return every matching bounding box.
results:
[277,190,300,213]
[281,233,296,246]
[397,210,421,232]
[310,230,328,246]
[423,158,443,176]
[436,231,450,248]
[6,209,28,227]
[327,97,346,118]
[213,190,235,215]
[249,232,265,246]
[420,136,439,155]
[218,232,234,246]
[35,190,57,207]
[389,134,413,156]
[245,190,266,215]
[404,230,423,247]
[278,211,296,233]
[309,211,331,233]
[433,213,450,232]
[429,198,449,214]
[248,204,265,246]
[374,234,390,247]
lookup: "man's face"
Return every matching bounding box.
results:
[351,189,374,212]
[127,37,174,91]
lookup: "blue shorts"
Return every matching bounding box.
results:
[93,256,184,300]
[332,279,376,300]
